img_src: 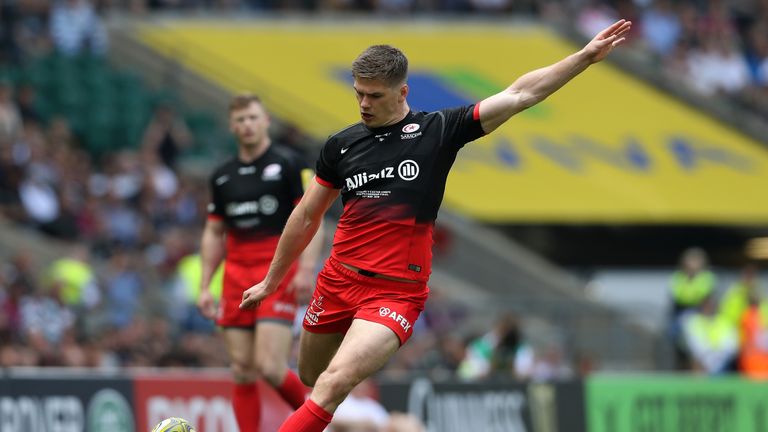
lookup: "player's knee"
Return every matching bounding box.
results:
[230,359,257,383]
[255,356,284,386]
[315,365,358,404]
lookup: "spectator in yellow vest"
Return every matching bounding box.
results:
[45,245,99,310]
[682,295,739,375]
[174,253,223,333]
[668,247,716,369]
[670,248,716,312]
[720,265,761,326]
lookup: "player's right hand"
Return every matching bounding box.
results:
[240,281,273,310]
[197,289,218,320]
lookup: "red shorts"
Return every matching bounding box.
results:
[217,259,298,327]
[303,257,428,345]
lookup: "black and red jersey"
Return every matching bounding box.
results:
[315,104,484,281]
[208,144,310,262]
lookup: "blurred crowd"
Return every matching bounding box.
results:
[667,247,768,379]
[0,107,231,367]
[1,0,240,366]
[574,0,768,116]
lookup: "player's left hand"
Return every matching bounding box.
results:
[197,289,218,320]
[287,268,315,304]
[583,19,632,64]
[240,281,274,310]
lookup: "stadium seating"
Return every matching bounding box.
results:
[6,52,223,159]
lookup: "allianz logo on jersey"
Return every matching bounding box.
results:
[225,195,278,216]
[344,160,420,191]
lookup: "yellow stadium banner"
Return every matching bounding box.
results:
[138,21,768,224]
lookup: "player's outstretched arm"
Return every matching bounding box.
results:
[478,19,632,134]
[241,180,339,309]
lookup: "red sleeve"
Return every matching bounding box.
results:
[315,175,337,189]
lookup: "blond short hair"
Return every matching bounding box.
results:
[228,93,262,112]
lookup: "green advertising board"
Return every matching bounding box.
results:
[587,374,768,432]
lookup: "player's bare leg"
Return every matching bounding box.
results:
[223,328,261,432]
[223,328,258,383]
[255,321,308,409]
[296,329,345,386]
[255,322,293,386]
[310,319,400,411]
